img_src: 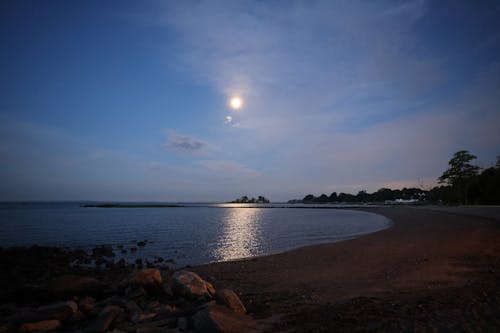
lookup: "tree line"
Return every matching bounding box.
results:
[288,150,500,205]
[289,187,426,204]
[430,150,500,204]
[231,195,270,203]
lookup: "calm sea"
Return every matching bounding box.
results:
[0,202,391,267]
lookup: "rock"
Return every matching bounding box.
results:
[0,323,16,333]
[205,281,216,297]
[105,260,115,269]
[92,246,115,258]
[85,306,122,333]
[9,301,78,324]
[136,328,179,333]
[177,317,188,331]
[116,258,126,268]
[69,310,86,323]
[46,275,102,297]
[19,320,61,332]
[171,271,211,300]
[156,305,176,315]
[191,304,257,333]
[125,286,146,299]
[214,289,246,315]
[73,249,89,261]
[123,269,163,288]
[132,312,157,323]
[124,300,142,318]
[134,317,177,330]
[36,300,78,321]
[146,301,161,311]
[78,297,96,313]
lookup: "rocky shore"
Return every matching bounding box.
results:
[0,246,260,333]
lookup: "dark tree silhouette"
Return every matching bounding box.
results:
[438,150,479,204]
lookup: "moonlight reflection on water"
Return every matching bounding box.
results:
[0,203,391,266]
[213,207,264,261]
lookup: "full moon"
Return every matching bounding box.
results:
[230,97,242,110]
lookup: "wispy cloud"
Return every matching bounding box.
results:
[164,130,216,155]
[198,160,261,177]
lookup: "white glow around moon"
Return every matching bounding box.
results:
[230,97,242,110]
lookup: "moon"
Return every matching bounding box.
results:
[230,97,242,110]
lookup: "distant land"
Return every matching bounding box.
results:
[230,196,270,203]
[81,203,184,208]
[290,151,500,205]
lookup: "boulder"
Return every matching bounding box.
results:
[9,301,77,324]
[205,281,216,297]
[191,304,257,333]
[177,317,188,331]
[36,300,78,320]
[46,275,102,297]
[0,323,16,333]
[125,286,146,299]
[116,258,126,268]
[19,320,61,332]
[134,317,177,330]
[131,312,157,323]
[123,269,163,287]
[85,305,122,333]
[171,271,211,300]
[78,297,96,313]
[136,328,180,333]
[124,300,142,319]
[214,289,246,315]
[92,246,114,258]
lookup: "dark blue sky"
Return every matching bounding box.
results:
[1,1,499,201]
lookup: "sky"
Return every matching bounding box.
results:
[1,0,499,202]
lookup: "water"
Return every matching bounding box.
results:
[0,202,391,267]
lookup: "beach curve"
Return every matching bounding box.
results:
[191,206,500,331]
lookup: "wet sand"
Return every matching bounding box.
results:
[192,206,500,332]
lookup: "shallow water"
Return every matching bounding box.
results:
[0,202,391,267]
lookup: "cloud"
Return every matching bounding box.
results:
[198,160,262,177]
[164,130,215,155]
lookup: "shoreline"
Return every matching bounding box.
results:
[191,206,500,331]
[1,206,499,331]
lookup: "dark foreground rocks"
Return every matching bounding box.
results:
[0,247,259,333]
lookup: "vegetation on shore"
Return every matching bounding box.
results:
[289,151,500,205]
[230,196,270,203]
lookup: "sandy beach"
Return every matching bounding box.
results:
[192,206,500,332]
